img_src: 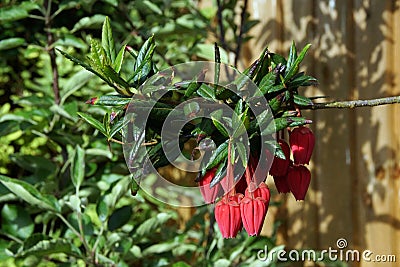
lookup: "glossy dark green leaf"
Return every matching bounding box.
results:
[284,44,311,82]
[102,17,116,63]
[293,94,314,107]
[205,140,228,170]
[107,206,132,231]
[113,44,126,73]
[259,72,276,94]
[77,112,107,135]
[286,41,297,73]
[210,159,227,188]
[288,73,318,88]
[92,95,131,106]
[131,35,155,85]
[197,84,216,101]
[212,117,229,138]
[109,118,128,139]
[270,53,287,66]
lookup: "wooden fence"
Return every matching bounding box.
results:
[242,0,400,266]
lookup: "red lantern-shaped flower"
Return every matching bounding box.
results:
[240,196,267,236]
[289,126,315,165]
[215,194,243,238]
[287,165,311,201]
[199,167,222,204]
[273,175,291,193]
[245,182,270,203]
[269,139,291,177]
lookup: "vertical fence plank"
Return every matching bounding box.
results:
[244,0,400,266]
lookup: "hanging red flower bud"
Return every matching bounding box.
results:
[240,196,267,236]
[273,175,291,193]
[245,182,271,203]
[215,194,243,238]
[269,139,290,177]
[199,167,222,204]
[287,165,311,201]
[289,126,315,165]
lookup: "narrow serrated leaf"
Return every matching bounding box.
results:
[77,112,107,135]
[205,141,228,170]
[284,44,311,82]
[293,94,314,107]
[102,17,116,63]
[113,44,126,73]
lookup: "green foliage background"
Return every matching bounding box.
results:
[0,1,292,266]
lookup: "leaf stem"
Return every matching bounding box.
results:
[306,95,400,110]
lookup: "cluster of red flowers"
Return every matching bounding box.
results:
[198,126,315,238]
[200,157,271,238]
[271,126,315,201]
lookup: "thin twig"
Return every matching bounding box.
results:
[305,95,400,110]
[234,0,248,68]
[44,0,61,105]
[216,0,228,51]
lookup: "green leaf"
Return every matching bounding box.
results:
[71,14,107,33]
[103,65,131,94]
[210,160,227,188]
[57,49,110,86]
[0,2,39,23]
[50,104,76,122]
[131,35,155,85]
[293,94,314,107]
[286,41,297,73]
[235,142,248,168]
[142,0,163,14]
[61,70,94,104]
[0,38,25,51]
[287,74,318,88]
[107,206,132,231]
[205,140,228,170]
[18,239,81,258]
[113,44,126,73]
[1,204,34,240]
[71,145,85,189]
[102,17,116,63]
[96,196,109,222]
[135,213,173,238]
[197,84,216,101]
[258,72,276,94]
[109,118,128,139]
[0,175,59,212]
[284,44,312,82]
[195,44,229,63]
[92,95,131,106]
[77,112,107,136]
[211,117,229,138]
[90,38,109,70]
